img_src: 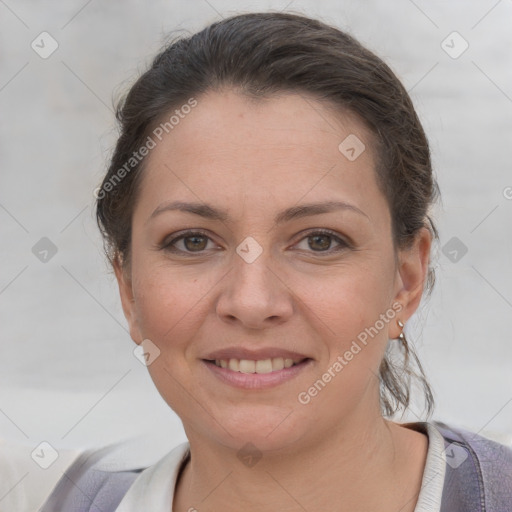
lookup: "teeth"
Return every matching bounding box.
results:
[213,357,303,373]
[255,359,272,373]
[239,359,256,373]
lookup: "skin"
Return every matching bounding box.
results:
[115,89,432,512]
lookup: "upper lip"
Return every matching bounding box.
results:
[203,347,310,362]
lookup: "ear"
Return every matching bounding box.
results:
[390,227,432,339]
[113,254,143,345]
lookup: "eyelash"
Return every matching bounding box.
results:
[160,229,351,256]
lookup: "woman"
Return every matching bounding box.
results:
[42,11,512,512]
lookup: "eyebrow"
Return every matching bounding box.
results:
[147,199,369,226]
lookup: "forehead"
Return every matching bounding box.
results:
[134,89,388,226]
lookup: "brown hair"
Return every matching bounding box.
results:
[95,12,439,418]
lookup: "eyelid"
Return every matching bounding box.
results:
[160,228,351,255]
[160,229,217,251]
[292,228,351,252]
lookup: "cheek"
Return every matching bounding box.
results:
[131,261,219,356]
[311,260,396,377]
[309,260,395,330]
[131,267,206,410]
[133,280,181,338]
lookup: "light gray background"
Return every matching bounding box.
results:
[1,0,511,456]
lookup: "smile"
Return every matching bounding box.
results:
[202,357,313,390]
[211,357,305,374]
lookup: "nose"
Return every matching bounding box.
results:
[215,244,294,330]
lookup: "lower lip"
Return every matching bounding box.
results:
[202,359,313,390]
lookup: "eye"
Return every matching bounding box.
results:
[160,229,350,256]
[161,230,219,254]
[293,229,349,254]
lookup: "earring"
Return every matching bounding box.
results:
[397,319,405,340]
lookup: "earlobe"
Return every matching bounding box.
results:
[391,228,432,337]
[113,255,142,345]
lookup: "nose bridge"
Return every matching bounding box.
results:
[231,235,278,304]
[216,235,293,327]
[235,238,274,294]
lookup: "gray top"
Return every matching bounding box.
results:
[40,421,512,511]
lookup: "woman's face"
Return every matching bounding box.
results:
[115,89,430,452]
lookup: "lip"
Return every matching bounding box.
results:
[202,358,314,390]
[202,346,310,362]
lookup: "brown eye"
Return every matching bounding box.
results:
[161,229,349,256]
[294,230,349,254]
[182,234,208,251]
[162,230,217,254]
[308,234,332,251]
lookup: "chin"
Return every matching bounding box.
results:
[196,405,309,453]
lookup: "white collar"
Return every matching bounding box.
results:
[411,422,446,512]
[114,441,190,511]
[115,422,446,511]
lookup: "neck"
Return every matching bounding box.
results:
[173,416,428,512]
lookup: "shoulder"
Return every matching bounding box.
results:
[39,443,147,512]
[39,436,188,512]
[432,420,512,511]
